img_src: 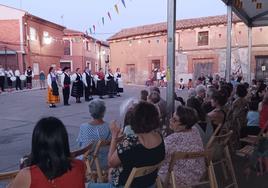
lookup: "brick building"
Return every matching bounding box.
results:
[0,4,65,76]
[108,15,268,84]
[62,29,110,73]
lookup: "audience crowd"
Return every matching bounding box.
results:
[5,75,268,188]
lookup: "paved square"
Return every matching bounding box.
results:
[0,85,155,172]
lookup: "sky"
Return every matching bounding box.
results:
[0,0,227,40]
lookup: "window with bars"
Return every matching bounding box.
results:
[198,31,209,46]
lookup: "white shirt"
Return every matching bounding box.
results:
[156,72,161,80]
[0,68,5,76]
[105,73,114,81]
[5,70,14,78]
[47,73,57,88]
[15,70,20,77]
[82,72,93,87]
[61,72,70,87]
[25,70,34,77]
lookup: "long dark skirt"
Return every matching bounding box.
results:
[26,76,32,84]
[106,80,117,95]
[7,77,12,87]
[97,80,106,96]
[71,81,83,97]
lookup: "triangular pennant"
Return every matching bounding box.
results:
[108,12,112,20]
[93,25,96,33]
[102,17,105,25]
[121,0,126,8]
[114,4,119,14]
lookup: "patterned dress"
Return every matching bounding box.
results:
[77,122,111,169]
[158,127,205,186]
[111,134,165,187]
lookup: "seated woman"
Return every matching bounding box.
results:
[207,89,228,130]
[77,99,111,169]
[107,102,165,188]
[187,97,213,146]
[8,117,85,188]
[158,106,205,186]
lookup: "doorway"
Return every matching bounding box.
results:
[60,61,72,71]
[126,64,135,83]
[193,60,214,80]
[151,59,160,80]
[255,56,268,83]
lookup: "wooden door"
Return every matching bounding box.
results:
[126,64,135,83]
[255,56,268,83]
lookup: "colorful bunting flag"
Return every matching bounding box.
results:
[102,17,105,25]
[121,0,126,8]
[93,25,96,33]
[114,4,119,14]
[108,12,112,20]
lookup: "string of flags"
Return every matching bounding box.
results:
[87,0,131,35]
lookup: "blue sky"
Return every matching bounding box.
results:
[0,0,227,40]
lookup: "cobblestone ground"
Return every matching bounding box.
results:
[0,85,267,187]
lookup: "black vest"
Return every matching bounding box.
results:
[85,72,92,86]
[64,73,71,85]
[76,73,82,81]
[27,70,32,77]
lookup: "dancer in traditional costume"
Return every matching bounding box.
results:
[47,67,60,108]
[105,69,116,98]
[6,67,14,92]
[0,65,5,93]
[114,68,124,97]
[95,68,106,99]
[82,67,94,101]
[61,67,71,106]
[25,66,34,89]
[14,69,22,90]
[71,68,83,103]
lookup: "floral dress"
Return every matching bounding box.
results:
[158,127,205,186]
[111,134,165,187]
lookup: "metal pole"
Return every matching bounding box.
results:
[248,27,252,82]
[167,0,176,118]
[226,4,232,82]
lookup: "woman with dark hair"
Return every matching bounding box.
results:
[187,97,213,145]
[207,89,228,129]
[47,67,60,108]
[107,102,165,188]
[158,106,205,186]
[8,117,85,188]
[71,68,83,103]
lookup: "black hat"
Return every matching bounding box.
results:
[62,67,70,72]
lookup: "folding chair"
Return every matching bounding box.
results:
[0,170,19,182]
[163,150,217,188]
[71,143,94,158]
[85,140,111,183]
[0,170,19,188]
[124,162,163,188]
[206,130,238,188]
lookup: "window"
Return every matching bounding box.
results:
[198,31,209,46]
[64,40,71,55]
[43,31,52,45]
[86,41,90,51]
[29,27,37,41]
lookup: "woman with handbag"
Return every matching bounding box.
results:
[47,67,60,108]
